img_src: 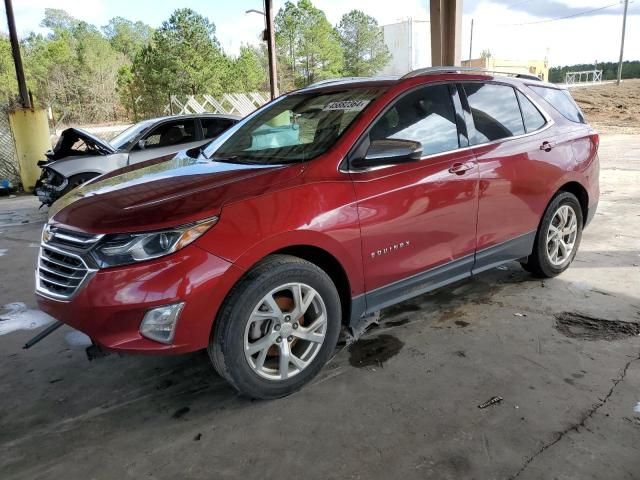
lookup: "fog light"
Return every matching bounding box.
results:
[140,302,185,344]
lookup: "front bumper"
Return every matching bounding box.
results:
[37,244,244,354]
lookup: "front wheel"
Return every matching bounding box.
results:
[209,255,341,399]
[521,192,583,278]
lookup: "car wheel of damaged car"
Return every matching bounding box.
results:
[209,255,341,399]
[61,172,99,197]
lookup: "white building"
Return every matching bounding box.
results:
[380,18,431,76]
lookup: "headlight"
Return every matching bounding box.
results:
[91,217,218,268]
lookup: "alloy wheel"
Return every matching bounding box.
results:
[243,282,327,381]
[546,204,578,266]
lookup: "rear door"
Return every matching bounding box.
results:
[460,81,565,273]
[127,119,203,164]
[350,83,479,311]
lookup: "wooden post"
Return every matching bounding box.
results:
[265,0,279,99]
[430,0,463,67]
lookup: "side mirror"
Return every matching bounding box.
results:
[351,139,422,169]
[137,139,147,150]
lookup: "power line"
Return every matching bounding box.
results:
[495,2,626,27]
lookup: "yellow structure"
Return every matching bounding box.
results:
[462,57,549,82]
[9,108,51,192]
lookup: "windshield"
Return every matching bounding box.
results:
[209,88,384,164]
[110,120,155,151]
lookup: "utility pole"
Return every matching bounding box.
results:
[4,0,31,109]
[616,0,629,86]
[264,0,279,99]
[468,18,474,61]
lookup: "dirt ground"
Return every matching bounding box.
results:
[0,135,639,479]
[571,79,640,134]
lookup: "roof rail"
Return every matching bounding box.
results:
[303,75,400,89]
[308,77,373,87]
[401,66,542,81]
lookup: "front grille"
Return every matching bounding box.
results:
[36,226,102,300]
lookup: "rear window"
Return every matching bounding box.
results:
[529,86,585,124]
[462,83,525,144]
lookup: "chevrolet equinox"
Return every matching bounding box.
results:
[36,68,599,399]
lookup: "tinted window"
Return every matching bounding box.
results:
[369,84,459,156]
[213,88,384,164]
[463,83,525,143]
[202,118,235,139]
[517,91,546,133]
[529,85,585,123]
[141,120,196,149]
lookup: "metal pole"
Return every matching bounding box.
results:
[468,18,474,61]
[616,0,629,86]
[265,0,279,99]
[4,0,31,109]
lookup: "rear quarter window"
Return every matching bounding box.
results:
[529,85,586,124]
[517,91,547,133]
[462,83,525,144]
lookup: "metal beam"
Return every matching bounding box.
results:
[430,0,462,66]
[4,0,31,108]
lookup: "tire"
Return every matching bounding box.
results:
[209,254,342,399]
[60,173,99,197]
[521,192,583,278]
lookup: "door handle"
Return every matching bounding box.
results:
[539,141,555,152]
[448,162,475,175]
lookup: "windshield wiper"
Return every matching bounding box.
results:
[210,156,260,165]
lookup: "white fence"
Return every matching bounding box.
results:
[565,70,603,85]
[165,92,270,117]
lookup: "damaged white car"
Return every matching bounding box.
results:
[35,113,240,206]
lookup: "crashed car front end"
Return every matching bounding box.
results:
[35,165,68,206]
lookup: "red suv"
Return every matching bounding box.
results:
[36,69,599,399]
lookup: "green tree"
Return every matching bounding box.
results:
[0,37,18,101]
[103,17,153,61]
[40,8,79,32]
[233,46,267,92]
[275,0,343,88]
[337,10,390,76]
[24,11,127,123]
[126,8,231,116]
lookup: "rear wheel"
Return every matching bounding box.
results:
[209,255,341,399]
[521,192,583,278]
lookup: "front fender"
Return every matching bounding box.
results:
[46,153,128,178]
[196,181,365,297]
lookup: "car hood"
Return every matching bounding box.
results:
[46,128,116,161]
[48,153,302,234]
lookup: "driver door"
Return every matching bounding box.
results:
[349,83,480,311]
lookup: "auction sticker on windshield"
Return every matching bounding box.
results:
[323,100,370,111]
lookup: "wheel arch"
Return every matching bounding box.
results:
[271,245,353,327]
[557,181,589,226]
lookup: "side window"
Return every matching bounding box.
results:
[529,85,585,124]
[517,91,546,133]
[369,84,459,156]
[463,83,525,144]
[202,118,235,139]
[141,120,196,149]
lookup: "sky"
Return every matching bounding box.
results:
[1,0,638,67]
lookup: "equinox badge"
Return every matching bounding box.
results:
[370,240,411,259]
